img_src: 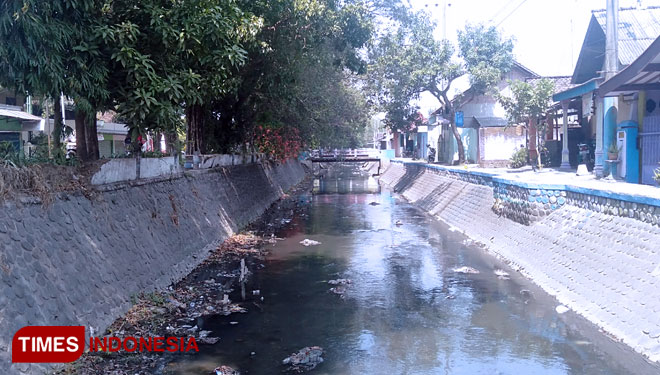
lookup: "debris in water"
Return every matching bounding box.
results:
[556,305,569,314]
[239,258,248,283]
[494,269,509,279]
[369,202,380,206]
[445,294,456,300]
[252,290,261,296]
[328,279,351,285]
[214,365,239,375]
[300,239,321,246]
[230,321,239,325]
[282,346,324,372]
[452,266,480,274]
[395,220,403,226]
[329,285,348,297]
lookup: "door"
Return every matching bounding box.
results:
[640,116,660,185]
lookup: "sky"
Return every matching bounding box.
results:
[406,0,660,113]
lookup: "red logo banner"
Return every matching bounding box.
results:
[12,326,85,363]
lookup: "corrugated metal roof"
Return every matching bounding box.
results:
[0,108,42,122]
[593,6,660,65]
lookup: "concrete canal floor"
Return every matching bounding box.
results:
[168,166,659,374]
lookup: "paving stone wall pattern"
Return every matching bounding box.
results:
[381,162,660,364]
[0,160,305,375]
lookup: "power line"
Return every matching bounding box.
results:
[495,0,528,27]
[488,0,519,24]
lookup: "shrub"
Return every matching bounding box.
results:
[253,125,302,162]
[654,164,660,186]
[510,147,528,169]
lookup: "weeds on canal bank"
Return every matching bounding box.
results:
[55,175,314,375]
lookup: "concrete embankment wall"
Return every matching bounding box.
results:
[381,161,660,363]
[1,160,305,374]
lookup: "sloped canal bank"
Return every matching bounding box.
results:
[166,165,658,374]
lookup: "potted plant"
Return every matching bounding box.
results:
[607,143,619,160]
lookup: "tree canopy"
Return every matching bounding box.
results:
[368,7,514,163]
[0,0,375,161]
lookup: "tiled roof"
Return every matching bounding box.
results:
[592,6,660,66]
[525,76,575,95]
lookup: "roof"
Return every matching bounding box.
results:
[593,6,660,66]
[512,61,539,78]
[525,76,576,100]
[598,34,660,97]
[0,105,42,123]
[572,7,660,84]
[473,116,508,128]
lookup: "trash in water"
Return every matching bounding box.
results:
[494,269,509,279]
[300,239,321,246]
[328,279,351,285]
[369,202,380,206]
[395,220,403,226]
[282,346,324,372]
[214,365,239,375]
[329,285,348,297]
[252,290,261,296]
[556,305,569,314]
[445,294,456,300]
[452,266,480,274]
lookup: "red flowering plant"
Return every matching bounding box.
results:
[253,125,302,162]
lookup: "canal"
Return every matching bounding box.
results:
[171,165,657,374]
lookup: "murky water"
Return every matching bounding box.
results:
[169,166,658,374]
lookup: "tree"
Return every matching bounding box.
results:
[496,79,555,168]
[0,0,110,161]
[205,0,374,153]
[369,5,514,164]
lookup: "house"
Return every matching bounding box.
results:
[597,34,660,185]
[439,61,538,166]
[0,88,44,156]
[552,5,660,179]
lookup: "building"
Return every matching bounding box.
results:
[552,5,660,180]
[439,61,538,166]
[597,34,660,185]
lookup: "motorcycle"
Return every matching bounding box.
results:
[427,145,436,163]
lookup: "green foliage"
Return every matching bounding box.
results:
[654,164,660,186]
[608,143,619,154]
[369,5,514,163]
[510,147,528,169]
[497,79,555,127]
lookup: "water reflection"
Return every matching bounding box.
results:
[169,166,658,375]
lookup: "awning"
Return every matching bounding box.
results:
[0,107,42,123]
[598,35,660,97]
[473,117,508,128]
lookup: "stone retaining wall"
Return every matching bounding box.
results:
[381,161,660,364]
[1,159,305,374]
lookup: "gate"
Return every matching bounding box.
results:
[640,116,660,185]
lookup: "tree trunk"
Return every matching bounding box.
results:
[52,95,63,149]
[74,110,88,162]
[185,104,204,155]
[528,117,538,165]
[85,111,99,161]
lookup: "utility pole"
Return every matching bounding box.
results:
[605,0,619,80]
[595,0,619,178]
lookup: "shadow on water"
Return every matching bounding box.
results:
[168,164,660,375]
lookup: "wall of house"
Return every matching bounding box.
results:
[478,126,527,167]
[1,160,305,375]
[380,161,660,365]
[446,128,478,163]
